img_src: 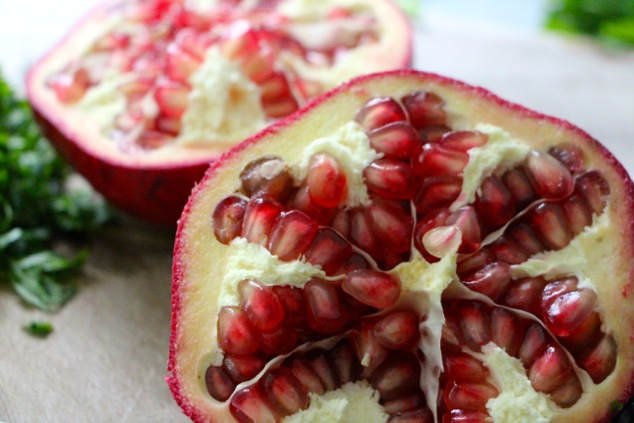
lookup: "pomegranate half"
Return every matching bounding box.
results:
[26,0,411,225]
[167,70,634,422]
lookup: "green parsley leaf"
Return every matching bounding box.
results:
[22,321,54,338]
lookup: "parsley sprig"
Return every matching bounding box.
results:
[0,73,109,312]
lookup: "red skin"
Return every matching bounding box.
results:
[168,70,634,422]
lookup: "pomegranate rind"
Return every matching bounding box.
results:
[26,0,412,226]
[167,70,634,422]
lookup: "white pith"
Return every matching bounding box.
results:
[169,75,634,423]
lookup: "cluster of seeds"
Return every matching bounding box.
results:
[209,88,615,422]
[46,0,377,149]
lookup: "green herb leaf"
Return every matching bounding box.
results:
[22,321,54,338]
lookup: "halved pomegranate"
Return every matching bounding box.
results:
[26,0,411,225]
[167,70,634,422]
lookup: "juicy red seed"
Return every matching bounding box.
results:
[368,121,421,159]
[205,365,236,401]
[264,368,309,416]
[260,72,292,102]
[438,130,488,152]
[305,278,347,334]
[329,341,362,385]
[371,352,421,400]
[527,202,572,250]
[263,95,300,119]
[155,115,181,135]
[549,143,586,174]
[268,210,318,261]
[502,168,537,209]
[488,237,530,265]
[238,279,285,330]
[528,345,573,393]
[308,351,339,391]
[503,276,547,316]
[352,321,389,378]
[441,319,464,352]
[518,323,549,368]
[223,355,266,383]
[420,124,452,143]
[364,159,417,200]
[542,289,597,337]
[48,68,90,103]
[505,223,545,256]
[153,79,189,119]
[335,253,372,276]
[290,184,336,226]
[289,357,325,395]
[356,97,407,131]
[307,153,348,208]
[230,384,278,423]
[382,391,427,415]
[212,196,247,244]
[562,193,594,235]
[218,306,260,356]
[259,325,298,355]
[164,43,200,82]
[271,285,306,327]
[549,375,583,408]
[444,380,498,411]
[414,209,450,261]
[241,197,284,245]
[303,228,353,275]
[413,144,469,178]
[461,262,511,302]
[343,269,401,309]
[372,311,420,350]
[540,277,579,311]
[443,409,491,423]
[455,302,490,352]
[579,334,617,383]
[575,170,610,215]
[445,206,481,254]
[365,201,414,254]
[331,208,351,239]
[350,208,379,257]
[443,353,489,382]
[475,176,516,230]
[401,91,447,129]
[240,156,294,203]
[456,249,494,277]
[525,151,574,200]
[415,176,463,215]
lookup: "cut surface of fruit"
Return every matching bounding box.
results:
[167,70,634,423]
[27,0,412,225]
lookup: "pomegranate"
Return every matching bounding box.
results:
[167,70,634,422]
[26,0,411,225]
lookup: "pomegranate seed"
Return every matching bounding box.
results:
[415,176,463,215]
[355,97,407,131]
[488,237,529,265]
[364,159,417,200]
[420,124,452,143]
[172,28,208,60]
[443,353,489,382]
[579,334,617,383]
[154,79,189,119]
[445,206,481,254]
[264,367,309,415]
[263,95,300,118]
[48,68,90,103]
[575,170,610,215]
[475,176,516,230]
[271,285,306,327]
[368,121,421,159]
[542,289,598,337]
[442,409,491,423]
[441,319,464,352]
[352,321,389,377]
[549,375,582,408]
[528,345,573,393]
[525,151,574,200]
[308,351,339,391]
[527,202,572,250]
[240,156,294,203]
[223,354,266,383]
[303,228,352,275]
[372,311,420,350]
[217,306,259,356]
[461,262,511,302]
[335,253,372,275]
[518,323,549,368]
[289,184,335,226]
[414,209,450,261]
[289,357,325,395]
[439,130,488,152]
[238,279,284,331]
[155,115,181,136]
[456,250,494,277]
[401,91,447,129]
[212,195,247,244]
[259,324,298,355]
[371,352,421,400]
[562,193,593,235]
[505,223,545,256]
[503,276,547,316]
[413,144,469,178]
[305,278,347,334]
[164,42,200,82]
[230,384,278,423]
[455,302,490,352]
[259,72,292,103]
[307,153,348,208]
[444,380,498,411]
[343,269,401,309]
[241,197,284,245]
[205,365,236,401]
[549,143,586,174]
[329,340,361,384]
[541,277,578,311]
[119,78,153,100]
[383,391,427,415]
[501,168,537,209]
[93,31,131,52]
[365,201,414,254]
[331,208,351,239]
[350,208,379,257]
[268,210,318,261]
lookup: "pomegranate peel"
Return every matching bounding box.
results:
[26,0,412,225]
[167,70,634,422]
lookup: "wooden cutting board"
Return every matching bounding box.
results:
[1,3,633,423]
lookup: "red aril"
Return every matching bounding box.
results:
[168,71,634,422]
[26,0,412,225]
